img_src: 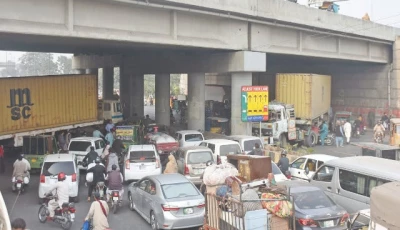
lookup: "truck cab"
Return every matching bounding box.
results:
[98,99,123,123]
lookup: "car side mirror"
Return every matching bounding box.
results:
[305,167,310,175]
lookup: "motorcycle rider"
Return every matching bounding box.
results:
[44,172,69,221]
[87,157,106,202]
[82,146,99,168]
[105,164,123,202]
[14,154,31,180]
[374,121,385,142]
[277,150,289,174]
[85,192,110,230]
[11,218,26,230]
[381,112,389,130]
[12,154,29,191]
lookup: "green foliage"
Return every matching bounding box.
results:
[18,53,58,76]
[56,56,73,74]
[144,74,182,98]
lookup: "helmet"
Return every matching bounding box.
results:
[281,150,287,156]
[112,164,117,170]
[95,157,101,164]
[58,172,66,181]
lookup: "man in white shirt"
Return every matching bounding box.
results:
[45,172,69,220]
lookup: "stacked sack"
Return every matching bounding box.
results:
[203,163,238,187]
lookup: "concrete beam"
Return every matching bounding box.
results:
[74,51,266,74]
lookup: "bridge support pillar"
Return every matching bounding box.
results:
[188,73,205,131]
[155,74,171,126]
[103,67,114,100]
[231,72,252,135]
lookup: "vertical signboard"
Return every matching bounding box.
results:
[241,86,269,122]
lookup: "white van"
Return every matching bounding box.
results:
[309,156,400,214]
[225,135,263,154]
[199,139,242,163]
[68,137,105,170]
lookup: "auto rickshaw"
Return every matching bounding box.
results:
[115,125,141,148]
[389,118,400,147]
[355,141,400,161]
[332,111,353,131]
[208,117,230,135]
[23,135,58,170]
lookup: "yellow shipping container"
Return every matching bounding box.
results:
[276,73,331,120]
[0,74,98,136]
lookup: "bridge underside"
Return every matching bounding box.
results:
[0,0,392,63]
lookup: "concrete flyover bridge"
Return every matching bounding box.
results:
[1,0,400,134]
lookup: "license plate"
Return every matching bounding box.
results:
[323,220,334,227]
[70,213,75,220]
[183,208,193,215]
[113,197,119,201]
[194,169,204,174]
[16,183,21,188]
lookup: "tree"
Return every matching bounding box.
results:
[114,67,120,90]
[144,75,155,97]
[0,61,18,77]
[170,74,181,96]
[56,56,73,74]
[18,53,58,76]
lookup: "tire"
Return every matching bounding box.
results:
[305,131,317,147]
[128,194,135,211]
[113,203,118,214]
[38,205,48,223]
[279,134,288,148]
[150,211,159,230]
[61,213,72,230]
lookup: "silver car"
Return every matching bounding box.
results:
[128,174,205,230]
[174,146,214,185]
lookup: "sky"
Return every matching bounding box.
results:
[1,0,400,63]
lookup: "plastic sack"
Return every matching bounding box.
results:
[81,220,91,230]
[216,185,231,197]
[261,193,293,218]
[86,172,93,183]
[203,163,238,186]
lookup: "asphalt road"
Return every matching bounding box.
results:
[1,170,152,230]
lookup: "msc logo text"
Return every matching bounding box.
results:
[7,88,34,121]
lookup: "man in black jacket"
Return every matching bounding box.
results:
[87,157,106,202]
[83,146,98,165]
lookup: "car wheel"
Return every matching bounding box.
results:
[150,211,158,230]
[128,194,135,211]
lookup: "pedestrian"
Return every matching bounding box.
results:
[343,119,352,144]
[93,126,104,139]
[0,145,5,173]
[164,155,178,174]
[334,121,344,148]
[101,144,110,159]
[85,192,110,230]
[319,121,329,146]
[248,143,264,155]
[277,150,289,173]
[105,148,120,172]
[105,131,114,147]
[57,131,66,151]
[105,120,114,133]
[11,218,26,230]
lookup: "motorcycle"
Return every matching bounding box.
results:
[375,132,384,144]
[319,133,335,146]
[38,194,75,230]
[12,175,27,193]
[109,190,122,214]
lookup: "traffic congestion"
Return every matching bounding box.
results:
[1,102,399,230]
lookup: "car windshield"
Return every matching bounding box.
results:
[162,182,200,199]
[184,134,203,142]
[42,162,75,176]
[187,151,213,164]
[272,163,283,175]
[219,144,241,156]
[293,190,335,209]
[130,151,156,162]
[69,141,91,151]
[243,139,263,152]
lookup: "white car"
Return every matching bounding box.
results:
[199,139,242,163]
[123,145,162,182]
[226,135,264,154]
[38,154,80,203]
[289,154,338,181]
[68,137,105,170]
[175,130,204,147]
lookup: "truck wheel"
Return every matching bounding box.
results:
[305,132,317,147]
[279,135,288,148]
